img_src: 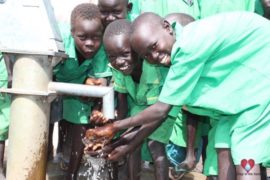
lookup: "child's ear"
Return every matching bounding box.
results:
[162,19,173,35]
[127,2,133,12]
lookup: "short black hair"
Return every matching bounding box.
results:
[103,19,131,41]
[98,0,129,6]
[71,3,101,29]
[131,12,163,34]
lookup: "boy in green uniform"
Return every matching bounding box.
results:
[127,1,204,175]
[197,1,261,178]
[54,3,111,179]
[102,19,180,180]
[0,54,10,179]
[87,12,270,180]
[164,13,205,179]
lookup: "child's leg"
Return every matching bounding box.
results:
[178,110,198,170]
[66,123,88,180]
[148,140,169,180]
[47,123,54,160]
[0,141,5,178]
[57,120,68,154]
[260,165,267,179]
[128,145,141,180]
[201,135,208,165]
[217,148,235,180]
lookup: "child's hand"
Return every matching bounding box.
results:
[101,127,139,160]
[107,144,131,161]
[90,110,109,125]
[85,77,107,86]
[83,124,116,156]
[85,124,116,139]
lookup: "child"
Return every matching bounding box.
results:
[164,13,205,179]
[88,12,270,180]
[54,3,111,179]
[98,0,134,27]
[102,19,178,180]
[0,53,10,180]
[197,2,262,179]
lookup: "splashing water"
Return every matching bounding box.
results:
[78,154,114,180]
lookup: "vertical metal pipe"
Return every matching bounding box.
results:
[6,55,51,180]
[102,88,114,119]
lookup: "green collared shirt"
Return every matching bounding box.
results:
[111,61,181,117]
[159,12,270,120]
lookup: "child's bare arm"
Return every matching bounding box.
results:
[116,92,128,120]
[106,119,164,161]
[85,101,171,139]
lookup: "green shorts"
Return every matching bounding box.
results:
[169,112,202,148]
[230,101,270,166]
[203,118,231,176]
[203,119,217,176]
[148,116,175,144]
[141,116,175,162]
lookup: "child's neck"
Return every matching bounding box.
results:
[131,58,143,83]
[76,49,87,65]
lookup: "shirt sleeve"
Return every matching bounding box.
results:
[111,68,128,93]
[90,45,112,78]
[158,23,220,106]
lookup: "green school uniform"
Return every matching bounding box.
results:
[112,61,180,161]
[198,0,256,18]
[112,61,179,143]
[131,0,200,19]
[159,12,270,166]
[197,0,259,173]
[130,0,203,159]
[0,54,10,141]
[54,23,112,124]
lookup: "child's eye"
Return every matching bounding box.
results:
[92,36,101,41]
[100,11,109,15]
[77,35,86,41]
[109,55,116,61]
[123,51,130,57]
[113,10,122,15]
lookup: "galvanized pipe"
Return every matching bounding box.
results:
[48,82,115,119]
[6,55,51,180]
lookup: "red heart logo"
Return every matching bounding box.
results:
[241,159,255,172]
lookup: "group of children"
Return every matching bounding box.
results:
[1,0,270,180]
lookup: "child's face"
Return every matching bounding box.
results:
[130,20,175,66]
[72,17,103,59]
[98,0,130,27]
[104,34,138,75]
